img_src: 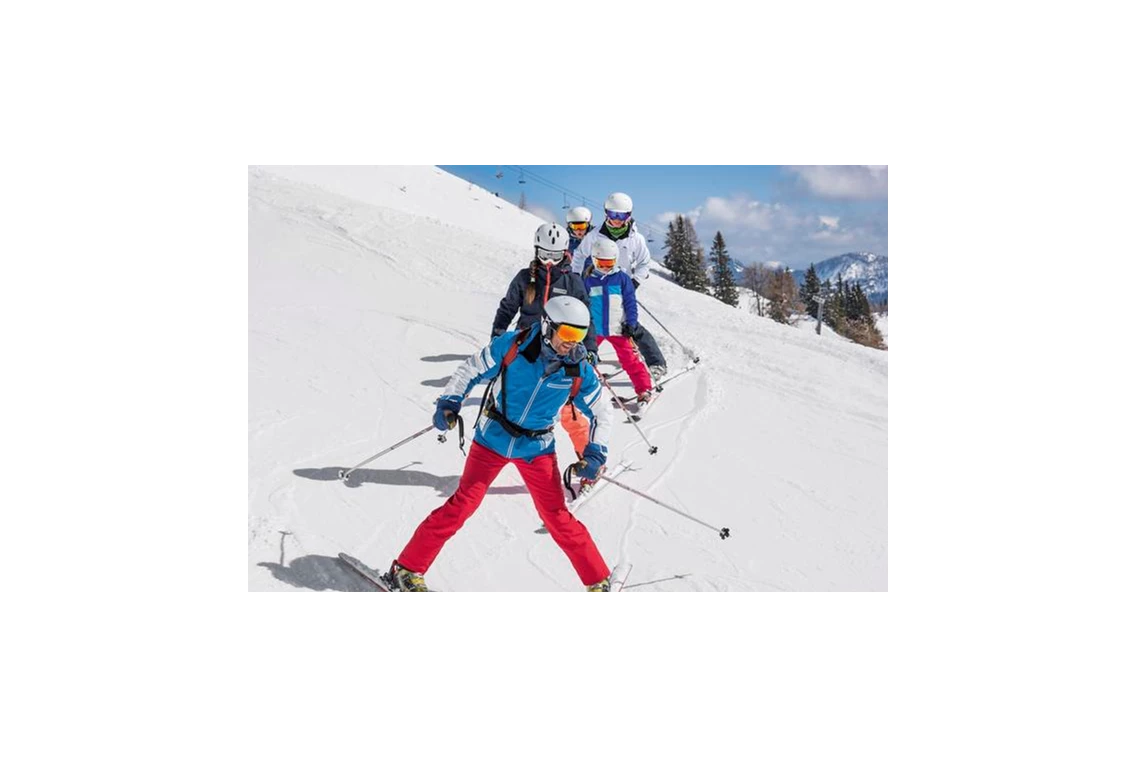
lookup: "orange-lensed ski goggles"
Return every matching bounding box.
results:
[567,221,589,233]
[593,257,617,272]
[552,322,588,342]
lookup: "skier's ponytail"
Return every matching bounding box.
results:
[524,258,539,306]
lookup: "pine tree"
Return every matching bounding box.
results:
[823,275,845,330]
[849,283,871,323]
[662,219,682,275]
[709,231,739,306]
[677,215,698,290]
[818,278,835,326]
[660,214,713,295]
[681,221,709,293]
[799,264,821,319]
[838,282,886,348]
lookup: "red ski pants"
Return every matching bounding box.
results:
[598,335,653,395]
[397,440,610,586]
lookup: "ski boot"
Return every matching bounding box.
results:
[388,561,429,592]
[587,577,611,592]
[649,364,667,384]
[578,477,596,497]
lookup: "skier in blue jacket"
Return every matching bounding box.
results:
[389,296,616,592]
[583,238,653,401]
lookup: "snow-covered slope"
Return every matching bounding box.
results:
[248,166,888,591]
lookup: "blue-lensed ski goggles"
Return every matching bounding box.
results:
[605,210,631,222]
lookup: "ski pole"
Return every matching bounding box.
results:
[598,473,731,540]
[339,422,453,484]
[596,371,658,455]
[637,301,700,363]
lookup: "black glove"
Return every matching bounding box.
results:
[621,322,635,337]
[632,279,641,290]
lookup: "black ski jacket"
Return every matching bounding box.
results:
[491,259,597,353]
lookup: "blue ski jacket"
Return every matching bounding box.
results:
[439,325,612,461]
[584,268,638,336]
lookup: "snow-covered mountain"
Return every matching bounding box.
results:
[792,252,888,302]
[702,258,747,283]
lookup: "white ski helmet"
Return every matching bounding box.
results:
[566,206,592,224]
[544,295,590,328]
[591,237,620,272]
[592,237,619,261]
[533,222,569,263]
[603,192,633,215]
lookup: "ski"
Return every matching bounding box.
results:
[336,554,438,595]
[338,554,632,595]
[637,393,668,422]
[567,459,631,515]
[612,360,700,421]
[612,393,659,423]
[609,562,634,592]
[535,460,632,534]
[338,553,395,591]
[652,359,700,392]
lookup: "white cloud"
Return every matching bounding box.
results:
[818,215,840,230]
[808,228,857,244]
[786,165,888,200]
[655,208,702,228]
[701,195,800,232]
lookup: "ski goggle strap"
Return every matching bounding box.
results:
[605,210,631,222]
[551,322,588,343]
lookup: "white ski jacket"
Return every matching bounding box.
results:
[571,222,653,286]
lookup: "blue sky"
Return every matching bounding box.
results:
[439,165,888,270]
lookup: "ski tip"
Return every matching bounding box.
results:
[609,562,634,592]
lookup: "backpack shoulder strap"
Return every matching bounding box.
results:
[481,326,537,424]
[502,330,525,368]
[563,361,583,400]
